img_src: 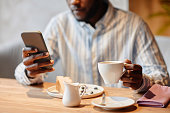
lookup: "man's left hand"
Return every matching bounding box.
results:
[121,59,143,90]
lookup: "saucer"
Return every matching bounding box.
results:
[91,96,135,110]
[46,84,104,99]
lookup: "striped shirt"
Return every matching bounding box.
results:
[15,3,169,92]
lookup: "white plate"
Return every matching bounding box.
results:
[46,84,104,99]
[91,96,135,110]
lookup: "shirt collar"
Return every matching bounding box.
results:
[95,2,114,28]
[79,21,86,27]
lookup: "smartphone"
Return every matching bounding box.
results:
[21,31,52,69]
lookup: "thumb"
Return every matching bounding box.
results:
[124,59,132,64]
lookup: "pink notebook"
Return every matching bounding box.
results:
[137,84,170,107]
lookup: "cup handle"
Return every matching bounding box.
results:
[79,85,87,98]
[121,70,126,77]
[121,63,127,77]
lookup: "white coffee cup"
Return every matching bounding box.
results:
[98,61,124,84]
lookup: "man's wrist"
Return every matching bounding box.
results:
[139,77,143,88]
[134,74,151,93]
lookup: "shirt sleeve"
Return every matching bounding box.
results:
[14,17,60,85]
[14,62,44,85]
[133,20,169,93]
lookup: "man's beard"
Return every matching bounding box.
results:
[84,1,100,22]
[73,0,100,22]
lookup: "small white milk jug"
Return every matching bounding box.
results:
[62,82,86,107]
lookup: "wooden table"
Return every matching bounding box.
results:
[0,78,169,113]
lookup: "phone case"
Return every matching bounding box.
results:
[21,31,52,69]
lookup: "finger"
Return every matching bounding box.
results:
[25,63,38,71]
[38,60,54,68]
[122,82,138,90]
[121,70,142,79]
[126,70,142,78]
[22,47,38,58]
[26,60,54,71]
[23,57,34,66]
[124,64,142,71]
[123,82,131,87]
[28,67,55,77]
[121,76,141,83]
[123,81,143,90]
[33,52,49,61]
[130,84,140,90]
[124,59,132,64]
[23,52,49,66]
[27,71,41,78]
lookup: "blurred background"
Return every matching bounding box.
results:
[0,0,128,44]
[0,0,169,82]
[130,0,170,36]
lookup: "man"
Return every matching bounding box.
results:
[15,0,169,92]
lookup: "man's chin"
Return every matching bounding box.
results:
[72,13,87,22]
[75,17,86,22]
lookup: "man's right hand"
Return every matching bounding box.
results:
[22,47,55,78]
